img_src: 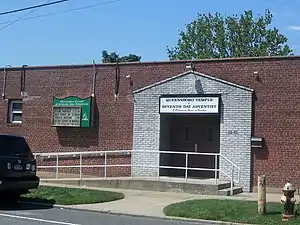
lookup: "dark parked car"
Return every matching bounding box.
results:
[0,134,39,202]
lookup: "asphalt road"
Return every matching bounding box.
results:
[0,202,212,225]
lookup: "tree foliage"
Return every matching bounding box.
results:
[167,9,293,60]
[102,50,141,63]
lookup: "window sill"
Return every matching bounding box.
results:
[6,122,22,127]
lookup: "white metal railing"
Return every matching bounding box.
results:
[33,150,240,194]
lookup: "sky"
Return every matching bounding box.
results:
[0,0,300,67]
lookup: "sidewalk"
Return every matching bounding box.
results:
[40,182,283,218]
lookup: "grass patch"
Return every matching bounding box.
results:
[22,186,124,205]
[163,199,300,225]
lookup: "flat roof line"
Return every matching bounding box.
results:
[1,55,300,70]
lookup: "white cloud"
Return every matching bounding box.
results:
[287,25,300,31]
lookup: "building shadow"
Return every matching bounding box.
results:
[251,92,257,132]
[251,91,269,161]
[253,139,269,160]
[0,198,55,211]
[56,100,100,148]
[250,91,269,191]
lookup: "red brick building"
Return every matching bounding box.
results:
[1,56,299,192]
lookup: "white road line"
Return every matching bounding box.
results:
[0,213,81,225]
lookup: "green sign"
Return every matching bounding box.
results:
[52,96,92,128]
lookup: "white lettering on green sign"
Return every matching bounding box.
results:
[52,96,92,128]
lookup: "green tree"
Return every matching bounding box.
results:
[167,9,293,60]
[102,50,141,63]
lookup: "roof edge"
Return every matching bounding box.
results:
[1,55,300,70]
[133,70,253,94]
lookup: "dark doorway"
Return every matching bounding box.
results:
[159,114,220,179]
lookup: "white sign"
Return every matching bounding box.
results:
[159,96,219,114]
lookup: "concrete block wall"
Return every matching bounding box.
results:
[132,71,253,191]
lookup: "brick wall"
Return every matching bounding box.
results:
[132,71,252,191]
[0,56,299,188]
[0,66,133,178]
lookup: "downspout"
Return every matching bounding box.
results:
[21,64,28,96]
[91,60,97,127]
[92,60,97,97]
[2,65,11,99]
[114,61,120,102]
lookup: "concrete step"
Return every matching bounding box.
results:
[218,186,243,196]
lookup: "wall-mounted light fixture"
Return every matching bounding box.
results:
[125,75,133,86]
[251,136,263,148]
[253,71,262,82]
[185,62,195,71]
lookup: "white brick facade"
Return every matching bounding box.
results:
[132,71,253,192]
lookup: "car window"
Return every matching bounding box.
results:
[0,136,33,157]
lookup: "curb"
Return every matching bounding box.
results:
[19,200,253,225]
